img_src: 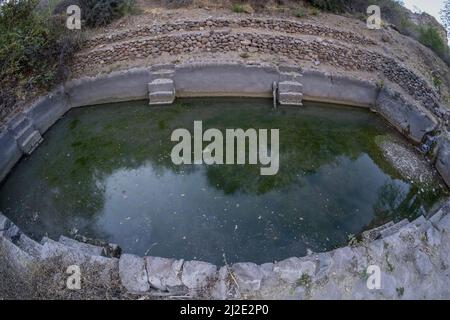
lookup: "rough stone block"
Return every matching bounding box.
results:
[181,260,217,290]
[88,255,119,286]
[362,221,395,242]
[119,254,150,293]
[273,257,316,283]
[3,223,21,241]
[0,213,11,231]
[0,236,34,276]
[16,233,43,258]
[58,235,104,256]
[380,218,409,238]
[436,138,450,188]
[232,262,263,292]
[145,256,184,291]
[40,237,89,266]
[211,266,231,300]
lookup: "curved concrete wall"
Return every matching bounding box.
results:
[174,63,279,98]
[0,63,445,184]
[302,70,378,108]
[66,68,153,107]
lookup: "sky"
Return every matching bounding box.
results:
[403,0,446,23]
[403,0,449,44]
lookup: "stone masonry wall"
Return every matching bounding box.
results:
[73,18,447,123]
[2,200,450,299]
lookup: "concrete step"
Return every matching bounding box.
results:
[16,233,43,258]
[59,235,104,256]
[16,125,37,146]
[19,130,43,155]
[278,92,303,106]
[280,72,303,82]
[278,81,303,92]
[8,114,31,137]
[149,69,175,82]
[148,78,175,92]
[380,218,409,238]
[278,65,302,74]
[149,91,176,105]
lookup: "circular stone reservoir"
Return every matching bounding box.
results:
[0,98,447,265]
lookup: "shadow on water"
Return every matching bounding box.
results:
[0,98,447,264]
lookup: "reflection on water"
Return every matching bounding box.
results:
[0,98,446,264]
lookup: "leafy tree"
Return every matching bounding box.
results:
[440,0,450,40]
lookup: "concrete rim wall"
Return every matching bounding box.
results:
[1,62,449,299]
[0,62,446,184]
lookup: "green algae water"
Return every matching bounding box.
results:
[0,98,447,264]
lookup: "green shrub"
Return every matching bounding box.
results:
[232,3,245,13]
[419,26,449,60]
[0,0,82,120]
[294,7,306,18]
[310,7,320,16]
[53,0,135,27]
[163,0,193,8]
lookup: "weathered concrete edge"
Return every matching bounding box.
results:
[2,199,450,299]
[0,62,444,184]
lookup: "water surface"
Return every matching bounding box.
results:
[0,98,446,264]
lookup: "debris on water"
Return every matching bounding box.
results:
[32,212,39,222]
[234,225,238,231]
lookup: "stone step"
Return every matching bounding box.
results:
[278,92,303,106]
[278,81,303,92]
[58,235,104,256]
[16,233,43,258]
[361,221,395,242]
[148,78,175,92]
[1,220,21,241]
[40,237,91,264]
[149,91,176,105]
[380,218,409,238]
[19,130,43,155]
[0,213,11,231]
[0,236,34,274]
